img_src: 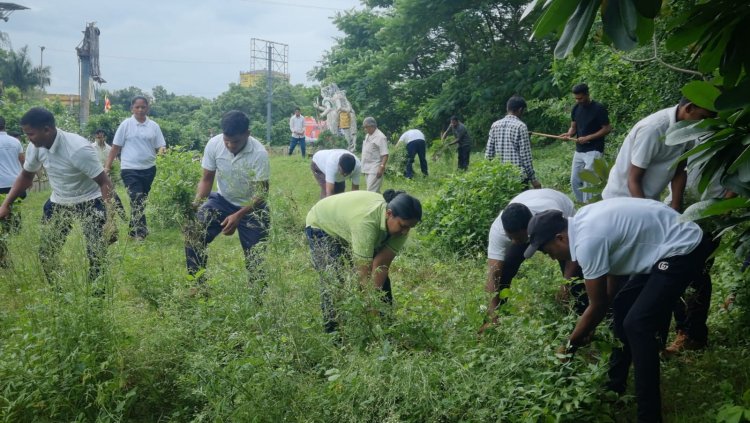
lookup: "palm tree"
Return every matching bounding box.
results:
[0,45,50,91]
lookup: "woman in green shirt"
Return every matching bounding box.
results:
[305,189,422,333]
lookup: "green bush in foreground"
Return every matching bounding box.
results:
[146,148,203,229]
[421,160,525,255]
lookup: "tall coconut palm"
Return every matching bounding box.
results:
[0,45,50,91]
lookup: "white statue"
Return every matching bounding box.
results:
[314,83,357,151]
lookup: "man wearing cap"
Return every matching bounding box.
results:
[524,197,716,422]
[479,188,584,333]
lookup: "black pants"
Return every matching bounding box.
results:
[501,242,588,314]
[671,236,720,342]
[405,139,428,178]
[305,226,392,333]
[607,234,717,422]
[121,166,156,238]
[457,145,471,170]
[40,197,107,282]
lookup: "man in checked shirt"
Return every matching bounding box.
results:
[485,95,541,189]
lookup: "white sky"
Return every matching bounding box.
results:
[2,0,362,98]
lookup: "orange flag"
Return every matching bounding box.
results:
[104,95,111,113]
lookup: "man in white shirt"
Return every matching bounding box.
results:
[479,188,583,333]
[92,129,112,166]
[105,96,167,240]
[397,129,428,178]
[361,117,389,192]
[311,149,361,198]
[524,198,716,422]
[288,107,306,158]
[0,108,116,285]
[185,111,270,292]
[601,98,715,210]
[0,116,25,267]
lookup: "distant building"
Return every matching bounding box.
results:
[44,93,81,108]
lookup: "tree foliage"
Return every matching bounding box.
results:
[526,0,750,262]
[0,46,50,92]
[312,0,560,144]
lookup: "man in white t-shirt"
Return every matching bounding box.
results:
[397,129,428,178]
[361,117,389,192]
[524,198,716,422]
[105,96,167,240]
[0,116,25,267]
[311,149,361,198]
[185,111,270,293]
[479,188,582,333]
[92,129,112,166]
[288,107,306,158]
[0,108,116,286]
[601,98,715,210]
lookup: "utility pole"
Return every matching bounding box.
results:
[266,44,272,143]
[39,46,45,90]
[76,23,106,129]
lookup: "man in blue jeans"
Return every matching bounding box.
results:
[288,107,306,157]
[185,110,270,294]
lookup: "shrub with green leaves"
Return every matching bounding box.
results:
[384,142,408,176]
[421,160,525,255]
[146,148,202,229]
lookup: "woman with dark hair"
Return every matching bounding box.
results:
[305,189,422,332]
[105,96,166,240]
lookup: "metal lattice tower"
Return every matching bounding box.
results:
[249,38,288,78]
[249,38,288,143]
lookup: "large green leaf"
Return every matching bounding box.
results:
[554,0,601,59]
[715,78,750,111]
[632,0,661,19]
[592,157,609,179]
[681,199,719,222]
[634,10,654,45]
[603,0,638,50]
[728,145,750,176]
[578,169,601,184]
[700,197,750,217]
[532,0,579,36]
[681,81,721,111]
[666,22,708,51]
[665,120,714,146]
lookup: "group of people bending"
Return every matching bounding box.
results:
[480,83,732,422]
[0,86,735,422]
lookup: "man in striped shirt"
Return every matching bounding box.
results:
[485,95,541,188]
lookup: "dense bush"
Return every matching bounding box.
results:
[421,160,525,255]
[145,148,202,229]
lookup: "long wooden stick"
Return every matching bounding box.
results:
[530,131,576,141]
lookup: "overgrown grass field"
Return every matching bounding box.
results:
[0,143,748,422]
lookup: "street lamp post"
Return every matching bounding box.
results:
[39,46,45,90]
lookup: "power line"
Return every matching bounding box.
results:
[43,47,322,65]
[236,0,351,12]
